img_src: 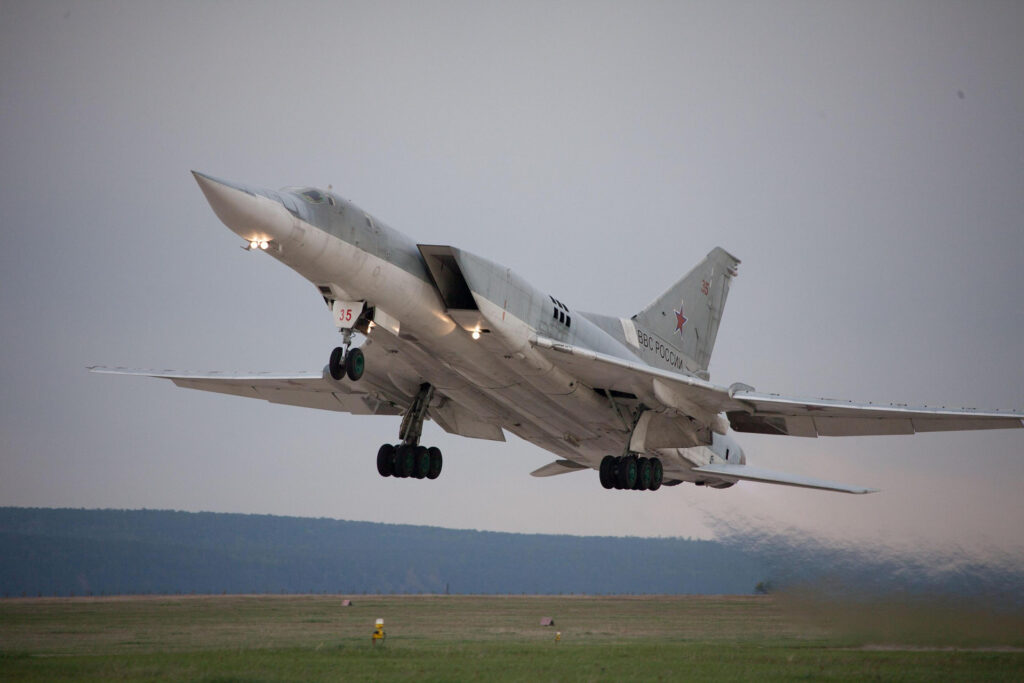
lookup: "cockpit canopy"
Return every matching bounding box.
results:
[283,186,339,209]
[297,188,326,203]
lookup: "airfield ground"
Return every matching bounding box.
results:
[1,594,1022,680]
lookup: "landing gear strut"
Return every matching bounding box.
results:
[322,317,440,479]
[599,454,663,492]
[328,329,364,381]
[377,383,444,481]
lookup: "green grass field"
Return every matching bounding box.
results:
[1,594,1022,681]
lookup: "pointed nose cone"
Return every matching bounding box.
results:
[192,171,292,243]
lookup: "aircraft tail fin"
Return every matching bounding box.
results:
[632,247,740,374]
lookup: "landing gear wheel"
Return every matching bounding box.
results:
[329,346,345,380]
[395,444,416,478]
[636,457,652,491]
[345,347,365,381]
[377,444,395,477]
[649,457,664,491]
[599,455,616,489]
[413,446,431,479]
[617,455,638,490]
[426,447,443,479]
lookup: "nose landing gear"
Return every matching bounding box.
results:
[329,346,364,381]
[328,329,365,381]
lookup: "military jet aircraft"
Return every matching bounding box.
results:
[91,172,1024,495]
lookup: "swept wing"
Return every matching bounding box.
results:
[724,392,1023,437]
[530,335,1023,438]
[90,338,508,442]
[88,367,405,416]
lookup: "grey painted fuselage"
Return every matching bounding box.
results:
[193,173,741,480]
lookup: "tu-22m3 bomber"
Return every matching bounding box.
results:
[91,173,1024,495]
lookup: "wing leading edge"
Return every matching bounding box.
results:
[89,364,507,442]
[88,366,405,416]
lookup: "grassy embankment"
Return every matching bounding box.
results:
[1,594,1022,680]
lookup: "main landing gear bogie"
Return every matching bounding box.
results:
[376,443,443,480]
[375,383,443,481]
[599,455,663,492]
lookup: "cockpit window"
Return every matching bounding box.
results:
[299,188,326,203]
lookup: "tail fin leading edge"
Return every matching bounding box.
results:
[632,247,740,375]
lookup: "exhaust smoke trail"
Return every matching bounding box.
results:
[702,507,1024,646]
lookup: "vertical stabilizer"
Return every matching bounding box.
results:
[631,247,740,375]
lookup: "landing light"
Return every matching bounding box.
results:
[471,329,481,340]
[259,240,269,250]
[249,240,259,250]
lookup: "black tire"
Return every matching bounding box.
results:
[649,457,663,491]
[426,447,443,479]
[413,446,430,479]
[599,455,615,489]
[329,346,345,380]
[617,455,637,490]
[637,457,652,491]
[345,347,365,381]
[395,444,416,478]
[377,444,395,477]
[390,450,400,477]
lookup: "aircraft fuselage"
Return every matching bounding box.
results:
[193,173,740,482]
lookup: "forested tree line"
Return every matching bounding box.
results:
[0,508,764,597]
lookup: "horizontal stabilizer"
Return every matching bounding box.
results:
[692,463,877,494]
[530,460,589,477]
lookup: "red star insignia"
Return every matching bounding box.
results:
[674,306,687,335]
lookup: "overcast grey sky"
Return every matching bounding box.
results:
[2,1,1022,555]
